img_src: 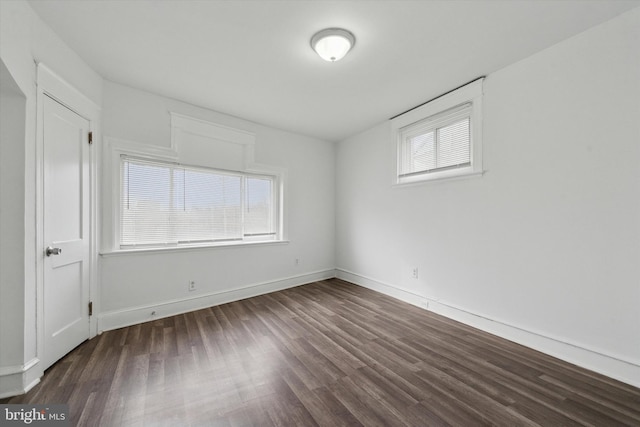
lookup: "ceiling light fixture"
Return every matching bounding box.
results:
[310,28,355,62]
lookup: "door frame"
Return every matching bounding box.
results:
[35,64,100,370]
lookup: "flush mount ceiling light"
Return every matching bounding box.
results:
[310,28,355,62]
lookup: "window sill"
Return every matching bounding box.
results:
[100,239,290,257]
[394,169,484,187]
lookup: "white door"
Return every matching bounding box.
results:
[42,94,91,370]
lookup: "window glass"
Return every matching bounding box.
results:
[120,157,277,248]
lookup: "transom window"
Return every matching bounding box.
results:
[400,103,471,177]
[392,78,484,184]
[120,156,278,248]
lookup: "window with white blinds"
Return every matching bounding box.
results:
[392,78,483,184]
[120,156,277,248]
[400,104,471,177]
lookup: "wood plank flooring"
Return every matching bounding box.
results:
[2,278,639,426]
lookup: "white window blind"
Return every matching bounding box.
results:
[120,156,276,248]
[399,103,472,177]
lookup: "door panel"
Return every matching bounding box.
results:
[42,95,90,370]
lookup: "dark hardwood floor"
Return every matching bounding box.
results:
[2,278,639,426]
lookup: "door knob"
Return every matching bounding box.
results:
[46,246,62,256]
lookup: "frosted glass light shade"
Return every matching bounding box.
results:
[311,28,355,62]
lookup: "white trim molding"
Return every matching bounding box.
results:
[98,269,337,332]
[170,112,256,169]
[336,268,427,309]
[336,268,640,388]
[171,112,256,145]
[0,358,41,399]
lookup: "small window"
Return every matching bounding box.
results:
[392,78,483,184]
[120,156,278,248]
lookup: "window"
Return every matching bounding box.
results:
[120,156,278,248]
[392,78,483,184]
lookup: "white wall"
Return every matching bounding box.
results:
[98,81,336,329]
[336,8,640,386]
[0,60,27,370]
[0,0,102,397]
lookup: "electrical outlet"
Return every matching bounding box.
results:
[412,267,419,279]
[295,258,300,266]
[188,280,196,292]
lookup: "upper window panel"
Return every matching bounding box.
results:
[392,78,484,184]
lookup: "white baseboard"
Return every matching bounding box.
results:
[336,269,427,308]
[98,269,336,332]
[336,268,640,388]
[0,358,41,399]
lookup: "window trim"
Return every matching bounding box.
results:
[102,130,286,254]
[391,78,484,185]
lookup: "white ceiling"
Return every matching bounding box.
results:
[28,0,639,142]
